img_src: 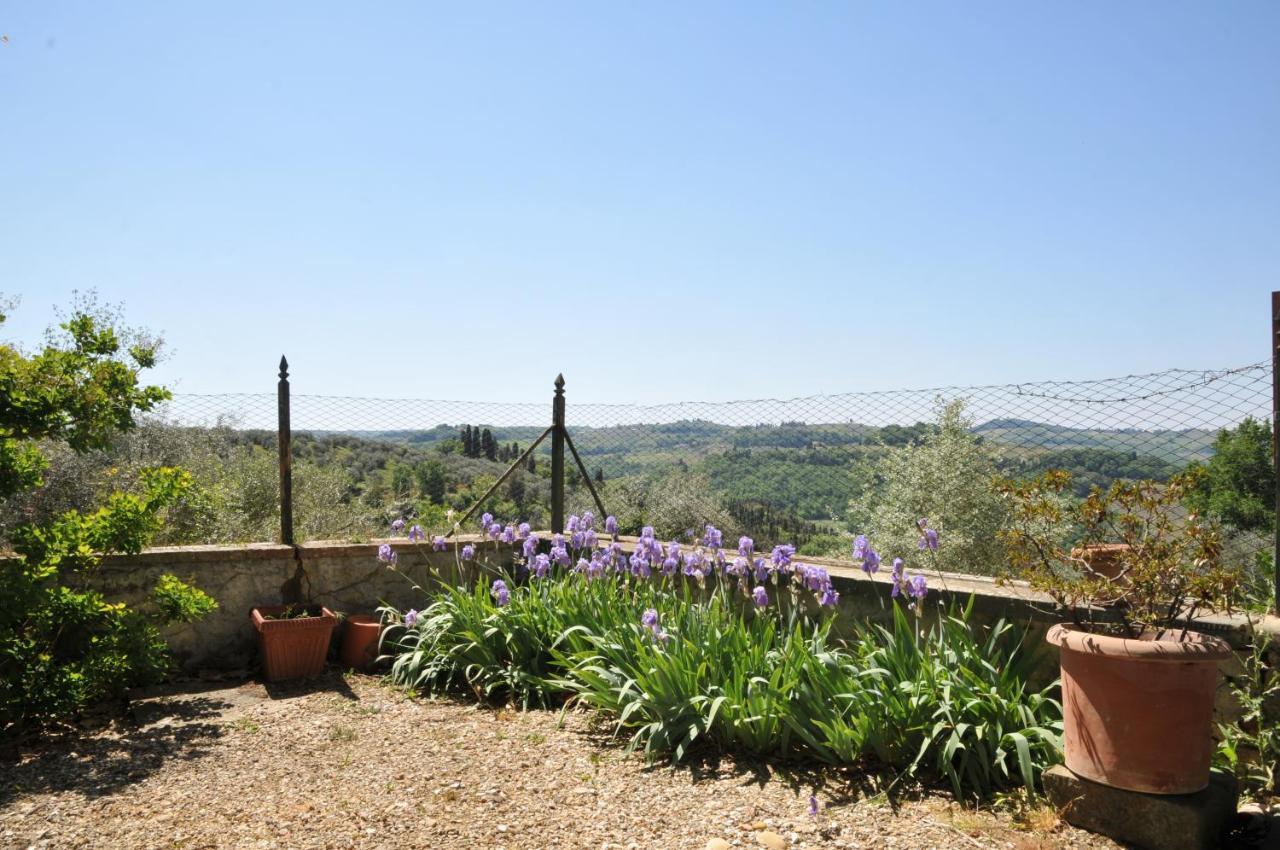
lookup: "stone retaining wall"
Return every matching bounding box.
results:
[69,537,1279,677]
[86,537,510,671]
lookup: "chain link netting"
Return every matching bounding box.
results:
[153,361,1273,577]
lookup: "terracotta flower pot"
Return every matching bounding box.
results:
[1047,623,1231,794]
[251,606,337,682]
[1069,543,1130,581]
[339,615,383,671]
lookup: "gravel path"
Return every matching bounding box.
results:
[0,672,1121,850]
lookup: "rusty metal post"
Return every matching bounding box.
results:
[1272,294,1280,613]
[278,355,294,546]
[551,374,566,534]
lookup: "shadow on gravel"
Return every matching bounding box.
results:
[567,715,892,812]
[262,668,360,702]
[0,695,230,807]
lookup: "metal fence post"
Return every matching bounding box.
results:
[278,355,294,546]
[1272,294,1280,613]
[551,373,565,534]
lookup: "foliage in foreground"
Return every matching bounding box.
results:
[999,468,1244,635]
[0,299,216,740]
[380,566,1061,801]
[1217,624,1280,800]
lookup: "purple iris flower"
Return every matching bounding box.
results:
[461,544,476,561]
[754,558,771,583]
[738,536,754,557]
[641,608,659,630]
[703,525,723,549]
[587,554,605,579]
[570,531,586,549]
[377,543,397,564]
[480,512,493,530]
[501,525,516,544]
[804,566,829,593]
[404,609,418,628]
[567,515,580,534]
[551,545,571,567]
[820,587,840,607]
[770,544,795,569]
[908,575,928,600]
[522,534,540,559]
[892,557,905,579]
[532,554,551,579]
[491,579,510,607]
[605,515,618,535]
[432,535,447,552]
[728,556,748,577]
[582,529,597,550]
[641,526,655,540]
[852,534,870,560]
[661,552,680,576]
[552,533,565,548]
[390,518,406,534]
[629,552,652,578]
[862,547,881,574]
[518,522,531,539]
[583,511,595,530]
[752,585,769,608]
[808,795,820,818]
[920,528,939,551]
[407,524,425,542]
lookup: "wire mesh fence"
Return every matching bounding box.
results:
[147,360,1275,586]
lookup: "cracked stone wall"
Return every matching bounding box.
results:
[86,537,508,671]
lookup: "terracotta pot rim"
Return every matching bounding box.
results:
[1069,543,1131,557]
[251,605,337,632]
[1046,622,1230,661]
[345,615,381,628]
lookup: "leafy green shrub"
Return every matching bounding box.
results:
[0,300,216,740]
[1186,416,1274,535]
[849,398,1010,576]
[1217,625,1280,800]
[152,573,220,623]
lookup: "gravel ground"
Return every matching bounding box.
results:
[0,671,1122,850]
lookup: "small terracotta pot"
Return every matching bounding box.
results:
[251,606,337,682]
[339,615,383,671]
[1069,543,1131,581]
[1047,623,1231,794]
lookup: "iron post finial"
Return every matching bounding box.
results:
[279,355,289,380]
[554,373,565,394]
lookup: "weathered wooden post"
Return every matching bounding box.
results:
[278,355,294,546]
[551,373,566,534]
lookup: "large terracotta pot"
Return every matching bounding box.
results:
[339,615,383,671]
[251,606,337,682]
[1047,623,1231,794]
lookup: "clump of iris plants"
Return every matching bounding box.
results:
[378,508,935,619]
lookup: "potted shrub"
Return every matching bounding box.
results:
[250,604,338,682]
[998,468,1240,794]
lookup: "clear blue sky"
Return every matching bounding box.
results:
[2,2,1277,404]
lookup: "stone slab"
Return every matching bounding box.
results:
[1043,764,1238,850]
